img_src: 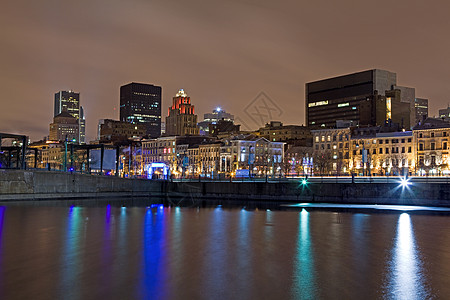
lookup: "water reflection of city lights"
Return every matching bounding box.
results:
[383,213,431,299]
[292,208,317,299]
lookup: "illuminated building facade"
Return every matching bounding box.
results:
[312,128,352,175]
[198,142,221,176]
[142,135,214,176]
[54,90,85,143]
[350,130,414,176]
[227,135,284,176]
[165,89,199,136]
[306,69,414,129]
[312,127,416,176]
[120,82,162,138]
[40,142,64,170]
[413,118,450,175]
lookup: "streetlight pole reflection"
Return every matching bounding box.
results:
[291,209,317,299]
[383,213,431,299]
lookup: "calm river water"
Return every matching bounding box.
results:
[0,202,449,299]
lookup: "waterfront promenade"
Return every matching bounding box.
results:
[1,170,450,206]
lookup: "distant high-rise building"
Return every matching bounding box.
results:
[415,98,428,124]
[438,106,450,122]
[54,90,80,119]
[49,111,79,142]
[161,121,166,135]
[120,82,162,138]
[54,90,85,143]
[79,106,86,143]
[198,107,234,135]
[305,69,413,129]
[165,89,199,136]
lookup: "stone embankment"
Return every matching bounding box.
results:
[1,170,450,207]
[0,170,162,200]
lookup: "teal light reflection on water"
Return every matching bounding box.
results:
[140,207,167,299]
[264,210,274,242]
[119,207,127,251]
[383,213,432,299]
[59,206,82,300]
[237,209,251,298]
[291,209,317,299]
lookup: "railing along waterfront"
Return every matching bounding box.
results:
[171,175,450,184]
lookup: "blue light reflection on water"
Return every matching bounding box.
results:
[59,206,82,300]
[291,209,317,299]
[139,207,167,299]
[383,213,432,299]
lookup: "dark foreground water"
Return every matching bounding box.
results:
[0,203,449,299]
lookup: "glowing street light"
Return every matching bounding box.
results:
[399,176,410,188]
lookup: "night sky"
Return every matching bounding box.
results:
[1,0,450,142]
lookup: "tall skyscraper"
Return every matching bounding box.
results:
[54,90,85,143]
[120,82,162,138]
[165,89,199,136]
[305,69,413,129]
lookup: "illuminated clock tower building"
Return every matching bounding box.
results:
[165,89,199,136]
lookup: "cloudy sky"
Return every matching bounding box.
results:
[1,0,450,141]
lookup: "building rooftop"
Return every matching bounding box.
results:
[413,118,450,130]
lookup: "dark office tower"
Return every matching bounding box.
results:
[305,69,413,129]
[120,82,162,138]
[54,90,85,143]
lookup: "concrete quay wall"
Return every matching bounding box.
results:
[1,170,450,207]
[168,181,450,207]
[0,170,163,201]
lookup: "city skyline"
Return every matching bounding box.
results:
[2,0,450,142]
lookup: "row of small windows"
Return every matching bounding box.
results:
[352,138,413,145]
[418,132,448,138]
[315,135,350,142]
[353,147,412,155]
[418,142,448,151]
